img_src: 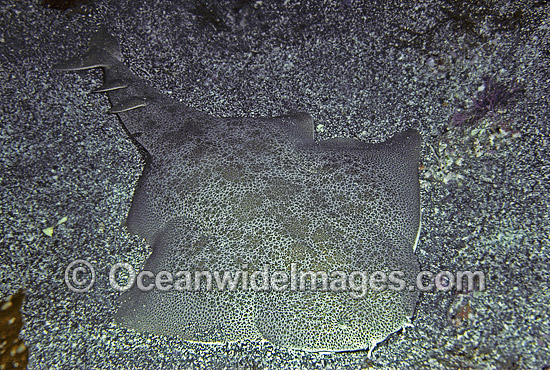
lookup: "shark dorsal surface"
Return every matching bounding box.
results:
[56,28,421,356]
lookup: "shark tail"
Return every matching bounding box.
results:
[54,28,122,71]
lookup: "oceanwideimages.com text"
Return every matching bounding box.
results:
[64,260,486,297]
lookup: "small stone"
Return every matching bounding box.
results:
[42,226,54,237]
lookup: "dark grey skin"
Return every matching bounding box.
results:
[56,29,421,356]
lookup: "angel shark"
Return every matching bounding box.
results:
[56,29,421,356]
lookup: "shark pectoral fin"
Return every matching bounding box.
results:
[273,112,315,144]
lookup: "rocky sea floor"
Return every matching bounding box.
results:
[0,0,548,368]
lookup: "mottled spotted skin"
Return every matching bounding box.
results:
[56,29,421,356]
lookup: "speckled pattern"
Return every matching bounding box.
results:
[57,29,421,353]
[0,0,549,369]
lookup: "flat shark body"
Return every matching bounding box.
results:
[56,29,421,356]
